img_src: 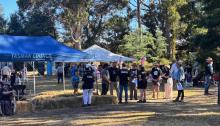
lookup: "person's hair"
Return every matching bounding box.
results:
[103,63,108,69]
[122,63,126,67]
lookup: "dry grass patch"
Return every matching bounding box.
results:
[70,111,155,126]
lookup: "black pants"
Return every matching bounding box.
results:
[175,90,184,101]
[2,75,8,81]
[57,73,63,84]
[102,83,109,95]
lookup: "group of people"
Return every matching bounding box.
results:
[64,62,173,106]
[0,64,27,116]
[56,56,215,106]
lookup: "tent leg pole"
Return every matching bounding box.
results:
[63,62,65,91]
[33,62,36,95]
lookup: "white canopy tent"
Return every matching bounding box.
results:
[83,45,136,62]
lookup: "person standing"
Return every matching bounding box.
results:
[1,65,11,82]
[56,64,63,84]
[151,63,161,99]
[101,64,110,95]
[118,63,129,104]
[173,60,185,102]
[137,66,148,103]
[72,72,80,95]
[108,62,119,97]
[82,66,95,106]
[129,63,138,100]
[170,60,179,86]
[163,65,173,99]
[161,65,170,98]
[10,70,16,87]
[204,57,214,95]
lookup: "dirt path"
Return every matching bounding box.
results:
[1,87,220,126]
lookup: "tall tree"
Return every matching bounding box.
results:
[194,0,220,63]
[0,5,7,34]
[7,11,25,35]
[121,28,155,59]
[160,0,187,60]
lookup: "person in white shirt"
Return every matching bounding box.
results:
[1,65,11,81]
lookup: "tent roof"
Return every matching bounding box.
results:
[83,45,135,62]
[0,35,87,61]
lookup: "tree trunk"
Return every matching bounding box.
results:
[137,0,141,28]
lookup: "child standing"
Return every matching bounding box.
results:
[173,60,185,102]
[72,72,80,95]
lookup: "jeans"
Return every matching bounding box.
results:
[102,83,109,95]
[119,84,128,102]
[130,82,137,100]
[57,73,63,84]
[204,75,212,94]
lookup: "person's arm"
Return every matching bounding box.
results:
[2,90,13,95]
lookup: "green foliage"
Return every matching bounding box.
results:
[150,28,167,61]
[7,12,25,35]
[190,0,220,70]
[121,28,154,60]
[159,58,171,65]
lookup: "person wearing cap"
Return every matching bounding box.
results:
[173,60,185,102]
[151,62,162,99]
[118,63,129,103]
[82,66,95,106]
[204,57,214,95]
[129,63,138,100]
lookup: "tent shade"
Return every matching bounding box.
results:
[0,35,87,61]
[83,45,136,62]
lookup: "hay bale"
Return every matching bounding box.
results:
[93,95,118,105]
[31,95,118,111]
[16,101,32,114]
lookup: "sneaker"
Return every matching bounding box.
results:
[125,101,128,104]
[118,101,123,104]
[142,99,146,103]
[173,100,179,102]
[137,100,142,103]
[88,104,91,106]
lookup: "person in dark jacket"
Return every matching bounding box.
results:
[118,63,129,104]
[137,66,148,103]
[101,64,110,95]
[82,66,95,106]
[108,62,119,97]
[1,83,14,116]
[129,63,138,100]
[151,62,162,99]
